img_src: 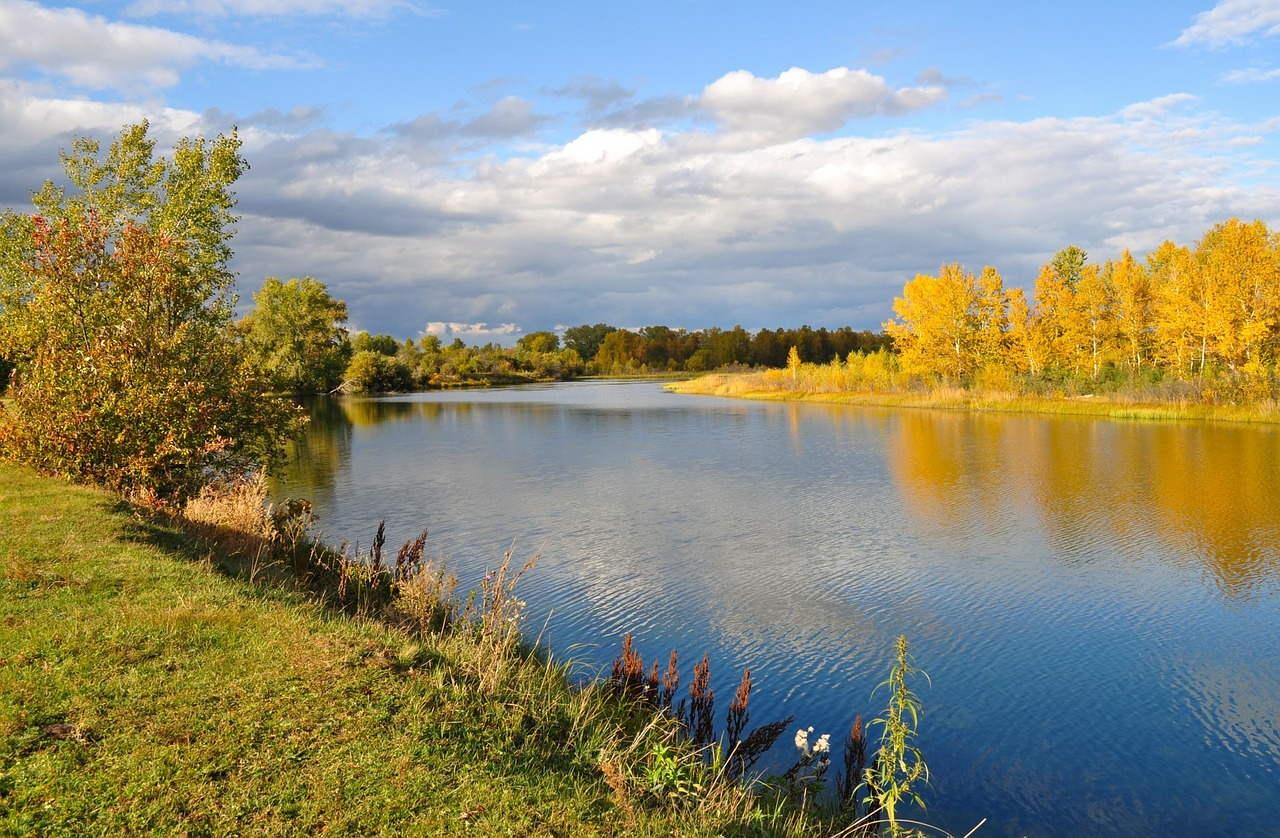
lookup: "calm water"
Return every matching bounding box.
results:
[274,381,1280,836]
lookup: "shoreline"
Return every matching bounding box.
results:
[668,372,1280,425]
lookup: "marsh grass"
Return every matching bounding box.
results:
[673,362,1280,426]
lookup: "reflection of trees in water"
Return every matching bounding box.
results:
[883,411,1280,602]
[1147,425,1280,601]
[275,397,354,499]
[339,397,453,427]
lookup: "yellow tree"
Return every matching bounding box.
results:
[1195,218,1278,377]
[1149,240,1205,378]
[974,266,1009,369]
[1074,262,1116,380]
[1108,249,1153,370]
[1005,287,1046,376]
[1032,261,1076,373]
[884,264,979,380]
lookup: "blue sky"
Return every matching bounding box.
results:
[2,0,1278,342]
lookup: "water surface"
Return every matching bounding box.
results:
[275,381,1280,836]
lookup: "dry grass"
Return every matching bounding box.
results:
[672,362,1280,426]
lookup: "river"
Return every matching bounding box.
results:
[273,380,1280,836]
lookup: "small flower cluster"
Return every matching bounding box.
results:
[786,725,832,788]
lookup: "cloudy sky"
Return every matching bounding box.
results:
[2,0,1278,342]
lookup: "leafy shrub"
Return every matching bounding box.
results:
[0,123,300,500]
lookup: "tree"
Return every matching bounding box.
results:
[883,264,979,380]
[240,276,350,393]
[0,122,300,500]
[1050,245,1088,290]
[563,323,615,364]
[1195,218,1278,377]
[973,266,1008,369]
[1005,287,1046,376]
[1108,250,1153,370]
[516,330,560,354]
[351,331,401,356]
[344,350,412,392]
[593,329,642,372]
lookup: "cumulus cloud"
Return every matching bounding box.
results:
[0,0,308,92]
[1173,0,1280,47]
[701,67,947,141]
[2,68,1276,343]
[214,90,1280,338]
[425,322,521,341]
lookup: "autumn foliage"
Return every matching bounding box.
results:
[0,123,300,500]
[883,218,1280,399]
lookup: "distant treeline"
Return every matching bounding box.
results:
[230,277,892,394]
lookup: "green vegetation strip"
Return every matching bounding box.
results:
[0,463,650,836]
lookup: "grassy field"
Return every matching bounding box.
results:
[1,463,811,836]
[670,370,1280,425]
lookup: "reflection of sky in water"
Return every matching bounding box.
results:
[276,382,1280,837]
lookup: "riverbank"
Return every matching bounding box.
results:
[0,463,803,835]
[670,371,1280,425]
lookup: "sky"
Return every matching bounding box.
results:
[2,0,1279,343]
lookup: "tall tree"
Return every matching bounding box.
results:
[563,323,615,364]
[240,276,350,393]
[1108,250,1153,370]
[1149,241,1205,377]
[883,264,979,380]
[973,266,1008,369]
[1005,287,1046,376]
[1196,218,1278,377]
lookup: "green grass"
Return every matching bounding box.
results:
[0,463,791,836]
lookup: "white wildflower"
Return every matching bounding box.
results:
[813,733,831,755]
[794,727,811,756]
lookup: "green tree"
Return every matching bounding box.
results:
[344,350,412,393]
[240,276,350,393]
[516,330,560,354]
[0,122,300,500]
[351,331,401,356]
[1050,244,1088,290]
[563,323,615,364]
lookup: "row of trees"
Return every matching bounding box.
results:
[885,220,1280,395]
[233,278,892,394]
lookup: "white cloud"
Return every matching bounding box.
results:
[701,66,946,141]
[124,0,438,18]
[1120,93,1198,119]
[1223,66,1280,82]
[215,90,1280,338]
[2,74,1276,342]
[0,0,308,93]
[424,322,521,341]
[1173,0,1280,47]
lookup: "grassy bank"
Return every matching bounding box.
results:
[1,464,802,836]
[670,371,1280,425]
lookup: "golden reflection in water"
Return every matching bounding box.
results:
[884,411,1280,602]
